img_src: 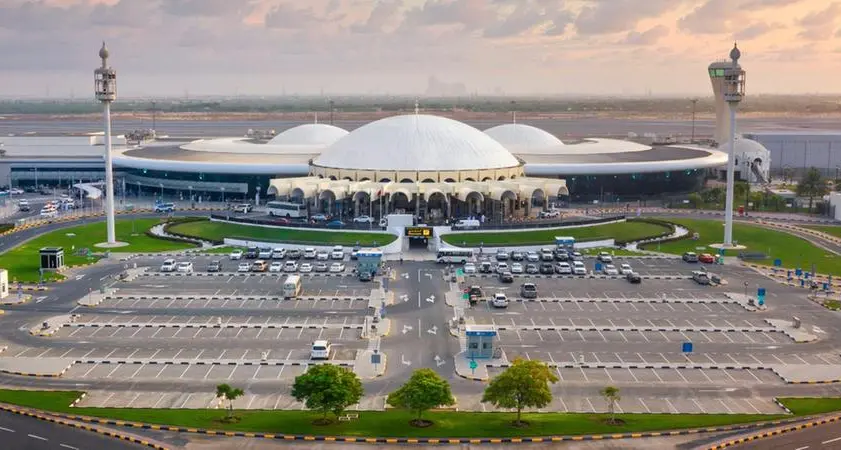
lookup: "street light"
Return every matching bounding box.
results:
[159,183,164,199]
[744,281,749,299]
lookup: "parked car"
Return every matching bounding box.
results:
[207,260,222,272]
[303,248,317,259]
[597,252,613,263]
[229,249,244,260]
[329,263,345,273]
[154,202,175,213]
[520,283,538,299]
[554,250,569,261]
[358,271,373,281]
[538,209,561,219]
[495,250,509,261]
[555,262,572,274]
[237,262,251,272]
[251,260,268,272]
[525,263,539,274]
[245,247,259,259]
[232,203,252,213]
[539,263,555,274]
[571,251,584,261]
[692,270,711,285]
[310,213,329,222]
[510,251,524,261]
[269,261,284,272]
[176,261,193,273]
[271,248,287,259]
[572,261,587,275]
[17,200,31,212]
[699,253,715,264]
[283,261,298,272]
[330,246,345,260]
[326,220,345,229]
[603,264,619,275]
[316,251,330,261]
[160,259,176,272]
[499,271,514,283]
[310,340,332,360]
[353,215,374,224]
[463,262,477,274]
[627,272,642,284]
[350,246,360,260]
[314,262,329,272]
[540,248,554,261]
[300,263,313,273]
[511,262,524,274]
[258,248,272,259]
[491,293,509,308]
[479,261,493,273]
[287,249,302,259]
[273,217,292,225]
[619,263,633,275]
[683,252,699,263]
[496,262,509,274]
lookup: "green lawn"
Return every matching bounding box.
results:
[806,225,841,240]
[441,220,670,247]
[641,218,841,274]
[0,219,196,283]
[0,389,811,438]
[168,219,397,247]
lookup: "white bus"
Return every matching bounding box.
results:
[436,248,474,264]
[266,201,307,218]
[282,275,302,299]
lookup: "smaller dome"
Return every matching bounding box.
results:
[267,124,348,147]
[99,42,109,60]
[721,136,769,158]
[730,43,741,62]
[484,124,564,154]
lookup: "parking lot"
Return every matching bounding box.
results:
[8,344,359,362]
[471,255,710,277]
[98,296,370,311]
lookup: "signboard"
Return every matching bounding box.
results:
[370,353,381,365]
[757,288,766,306]
[682,342,693,353]
[774,259,782,267]
[594,262,603,272]
[466,330,497,337]
[469,359,478,374]
[405,227,432,238]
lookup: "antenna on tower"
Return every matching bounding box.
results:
[414,98,420,115]
[314,112,318,124]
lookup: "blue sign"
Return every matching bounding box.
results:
[824,283,830,291]
[787,270,792,279]
[757,287,766,306]
[466,330,497,337]
[774,259,782,267]
[796,268,803,277]
[370,353,381,365]
[718,248,726,256]
[379,305,386,318]
[595,262,602,272]
[801,279,806,287]
[682,342,693,353]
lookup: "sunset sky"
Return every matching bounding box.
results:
[1,0,839,97]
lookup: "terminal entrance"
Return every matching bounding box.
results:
[405,226,433,250]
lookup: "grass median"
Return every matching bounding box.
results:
[0,218,196,283]
[5,390,834,438]
[641,218,841,274]
[805,225,841,239]
[167,219,397,247]
[441,220,670,247]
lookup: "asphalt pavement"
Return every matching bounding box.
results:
[0,409,146,450]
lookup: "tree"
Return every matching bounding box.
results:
[215,383,244,419]
[686,193,702,209]
[292,364,363,424]
[600,386,621,425]
[796,167,829,213]
[387,369,455,426]
[481,359,558,427]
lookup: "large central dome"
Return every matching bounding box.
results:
[312,114,521,171]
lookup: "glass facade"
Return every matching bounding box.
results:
[121,168,273,198]
[563,169,706,203]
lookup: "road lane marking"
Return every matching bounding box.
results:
[0,426,14,433]
[28,434,48,441]
[822,437,841,445]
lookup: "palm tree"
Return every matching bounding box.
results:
[600,386,621,425]
[796,168,829,213]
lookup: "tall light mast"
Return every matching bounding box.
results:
[722,43,746,247]
[94,42,121,246]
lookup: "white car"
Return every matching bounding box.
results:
[329,263,345,273]
[496,262,509,274]
[572,261,587,275]
[538,210,561,218]
[311,340,332,360]
[316,251,330,261]
[556,262,572,274]
[511,262,523,274]
[300,263,313,273]
[463,262,477,274]
[491,293,509,308]
[330,246,344,260]
[160,259,176,272]
[271,248,286,259]
[10,188,23,195]
[303,248,317,259]
[258,248,272,259]
[284,261,298,272]
[237,262,251,272]
[176,261,193,273]
[619,263,633,275]
[353,215,374,224]
[526,252,540,262]
[597,252,613,263]
[232,203,252,213]
[603,264,619,275]
[229,249,243,260]
[525,263,539,274]
[269,261,284,272]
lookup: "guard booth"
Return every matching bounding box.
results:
[40,247,65,272]
[555,236,575,251]
[356,248,383,277]
[465,324,498,359]
[0,269,8,299]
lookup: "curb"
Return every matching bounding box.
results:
[705,414,841,449]
[0,404,168,449]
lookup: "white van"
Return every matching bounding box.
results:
[282,275,302,299]
[453,219,480,230]
[310,340,331,360]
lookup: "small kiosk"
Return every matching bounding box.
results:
[356,248,383,278]
[39,247,65,272]
[555,236,575,251]
[0,269,8,299]
[465,324,498,359]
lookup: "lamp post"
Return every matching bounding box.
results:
[721,43,746,248]
[94,42,120,246]
[159,183,164,200]
[690,98,698,143]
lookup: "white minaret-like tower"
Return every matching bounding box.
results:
[94,42,122,247]
[720,43,746,247]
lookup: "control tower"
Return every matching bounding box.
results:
[708,51,746,145]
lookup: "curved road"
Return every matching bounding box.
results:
[0,409,147,450]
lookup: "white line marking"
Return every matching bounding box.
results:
[28,434,48,441]
[0,426,14,433]
[822,437,841,445]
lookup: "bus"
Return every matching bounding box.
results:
[266,201,307,218]
[436,248,474,264]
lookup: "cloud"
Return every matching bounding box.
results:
[733,22,777,40]
[351,1,401,33]
[544,11,574,36]
[401,0,497,30]
[739,0,804,9]
[678,0,732,34]
[161,0,253,17]
[798,2,841,40]
[575,0,683,35]
[483,3,548,38]
[622,25,670,45]
[264,4,323,29]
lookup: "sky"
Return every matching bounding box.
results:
[1,0,840,98]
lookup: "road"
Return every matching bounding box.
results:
[724,420,841,449]
[0,409,146,450]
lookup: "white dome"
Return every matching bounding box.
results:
[721,137,770,158]
[313,114,521,171]
[484,123,564,154]
[268,124,348,146]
